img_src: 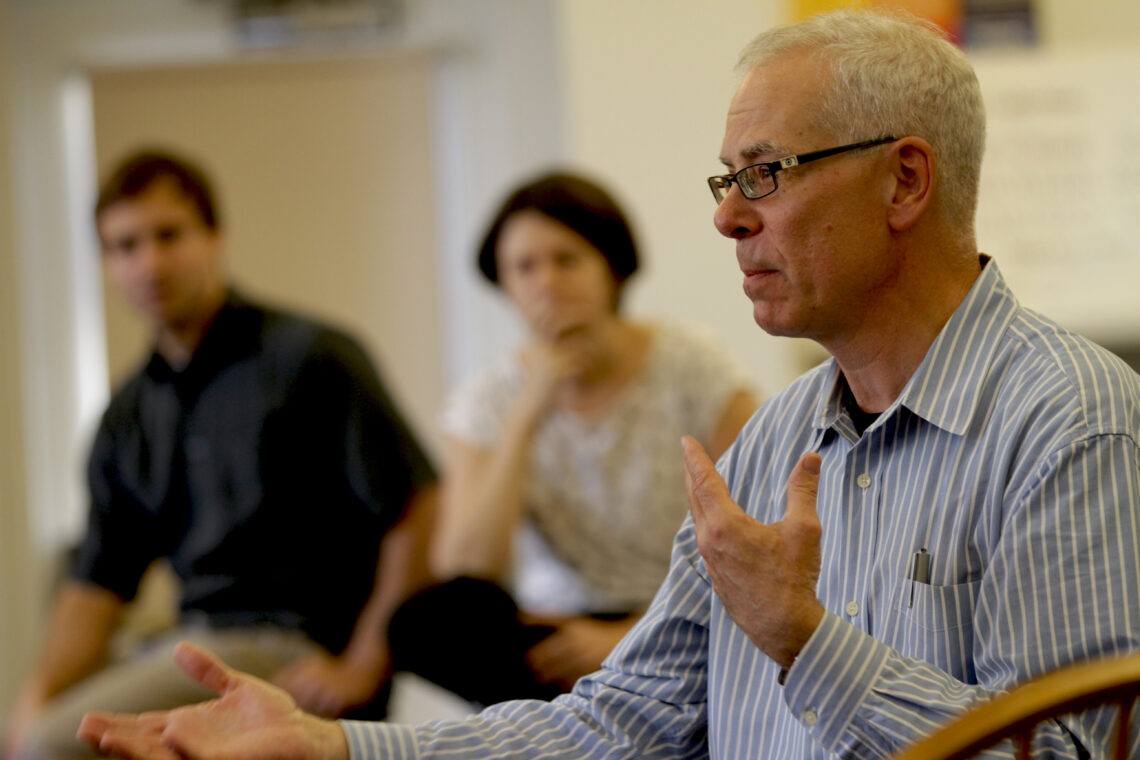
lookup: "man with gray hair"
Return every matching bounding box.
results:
[78,9,1140,759]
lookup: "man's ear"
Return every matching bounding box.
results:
[885,137,935,232]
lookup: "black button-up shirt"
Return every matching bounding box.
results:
[73,291,436,653]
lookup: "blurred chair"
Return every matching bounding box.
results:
[892,652,1140,760]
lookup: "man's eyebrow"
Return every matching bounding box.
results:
[718,140,789,169]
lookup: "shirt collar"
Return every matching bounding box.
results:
[897,256,1017,435]
[143,288,259,385]
[812,256,1018,438]
[813,361,844,433]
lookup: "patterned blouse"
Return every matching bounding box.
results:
[440,322,752,615]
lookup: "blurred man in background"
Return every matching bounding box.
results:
[5,149,437,760]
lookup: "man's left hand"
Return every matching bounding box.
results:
[683,436,825,669]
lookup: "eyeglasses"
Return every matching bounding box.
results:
[707,136,898,204]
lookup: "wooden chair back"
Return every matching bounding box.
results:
[891,652,1140,760]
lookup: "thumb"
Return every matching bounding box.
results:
[785,452,821,522]
[173,642,237,695]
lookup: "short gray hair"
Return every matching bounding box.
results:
[737,10,985,230]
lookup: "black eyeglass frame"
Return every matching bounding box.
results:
[707,136,899,203]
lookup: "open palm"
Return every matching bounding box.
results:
[78,643,346,760]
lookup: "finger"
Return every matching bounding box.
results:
[160,711,220,760]
[552,321,590,342]
[784,452,822,523]
[134,712,176,732]
[77,712,113,746]
[173,642,237,695]
[79,714,177,760]
[98,732,173,760]
[682,441,699,517]
[681,435,733,519]
[77,712,161,740]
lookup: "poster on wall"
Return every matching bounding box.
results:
[788,0,1036,48]
[973,49,1140,346]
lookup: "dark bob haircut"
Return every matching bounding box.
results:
[477,172,639,287]
[95,148,221,231]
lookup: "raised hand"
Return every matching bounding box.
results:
[682,436,825,668]
[77,643,347,760]
[520,326,602,406]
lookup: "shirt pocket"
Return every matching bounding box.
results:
[881,575,982,680]
[892,576,982,633]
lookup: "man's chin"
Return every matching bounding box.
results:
[751,307,798,338]
[131,300,170,323]
[135,299,190,329]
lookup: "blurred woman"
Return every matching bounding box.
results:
[387,172,757,705]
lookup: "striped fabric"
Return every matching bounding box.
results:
[342,258,1140,759]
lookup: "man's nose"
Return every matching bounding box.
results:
[136,236,168,276]
[713,185,760,240]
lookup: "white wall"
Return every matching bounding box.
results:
[972,47,1140,344]
[555,0,810,397]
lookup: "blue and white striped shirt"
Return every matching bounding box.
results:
[343,259,1140,758]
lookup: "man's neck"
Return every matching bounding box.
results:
[827,251,982,414]
[155,289,228,369]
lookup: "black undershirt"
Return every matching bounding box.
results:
[841,381,881,436]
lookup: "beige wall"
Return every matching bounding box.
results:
[1039,0,1140,48]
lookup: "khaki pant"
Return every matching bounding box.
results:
[22,624,322,760]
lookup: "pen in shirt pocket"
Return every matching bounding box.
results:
[908,547,931,608]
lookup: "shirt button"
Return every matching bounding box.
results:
[845,601,860,617]
[803,708,819,726]
[856,473,871,489]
